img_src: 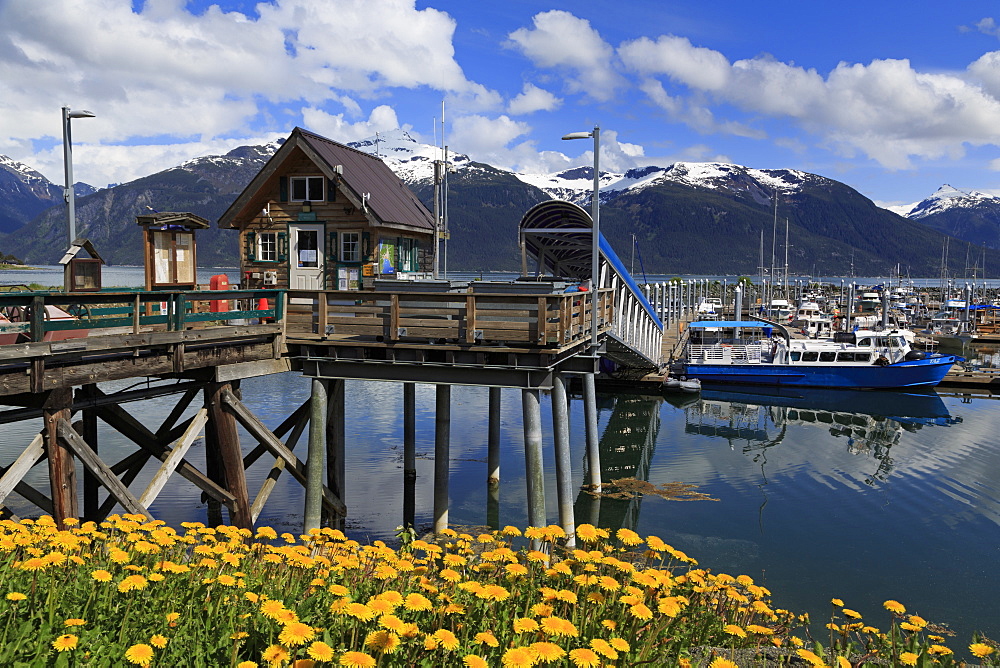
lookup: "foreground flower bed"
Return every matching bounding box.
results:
[0,515,994,666]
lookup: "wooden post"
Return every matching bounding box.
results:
[434,384,451,534]
[583,372,601,493]
[205,382,252,529]
[326,378,346,529]
[403,382,416,528]
[43,387,76,526]
[551,373,576,548]
[305,378,328,533]
[80,383,100,521]
[521,388,545,541]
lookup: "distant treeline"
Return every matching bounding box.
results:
[0,252,23,265]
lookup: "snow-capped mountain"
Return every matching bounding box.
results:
[0,155,66,233]
[897,184,1000,219]
[891,184,1000,250]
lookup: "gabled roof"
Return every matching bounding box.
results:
[218,127,434,231]
[58,238,105,265]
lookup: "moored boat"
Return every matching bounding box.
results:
[680,319,962,389]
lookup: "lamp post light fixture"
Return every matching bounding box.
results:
[561,125,600,348]
[62,105,96,248]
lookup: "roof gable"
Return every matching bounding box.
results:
[219,127,434,231]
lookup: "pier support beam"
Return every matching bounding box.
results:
[44,387,76,527]
[521,388,545,535]
[403,383,416,529]
[305,378,327,533]
[551,373,576,548]
[487,386,501,529]
[205,381,252,529]
[583,372,601,493]
[434,384,451,534]
[326,379,346,529]
[80,383,100,521]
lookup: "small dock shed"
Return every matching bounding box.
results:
[218,127,436,291]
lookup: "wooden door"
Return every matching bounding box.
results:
[289,224,324,290]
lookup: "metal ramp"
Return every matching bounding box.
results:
[519,200,663,370]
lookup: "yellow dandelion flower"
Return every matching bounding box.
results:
[795,649,825,666]
[514,617,540,633]
[340,650,377,667]
[5,592,26,601]
[262,644,289,665]
[433,629,460,651]
[474,631,499,647]
[501,646,537,668]
[724,624,747,638]
[464,655,489,668]
[629,602,653,620]
[345,602,375,620]
[831,598,844,606]
[150,634,168,649]
[576,524,601,542]
[709,659,738,668]
[971,643,996,658]
[609,637,630,652]
[52,634,78,652]
[928,644,953,655]
[124,643,154,666]
[899,652,918,666]
[483,584,511,601]
[278,622,316,646]
[237,662,259,668]
[165,612,180,623]
[531,641,566,663]
[568,647,601,667]
[589,638,618,660]
[403,592,432,611]
[616,528,643,546]
[883,600,906,615]
[364,630,401,654]
[216,574,237,587]
[306,641,335,662]
[91,570,112,582]
[260,599,286,619]
[747,624,774,635]
[117,574,148,593]
[836,658,851,668]
[64,618,86,627]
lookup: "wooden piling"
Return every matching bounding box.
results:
[43,387,76,526]
[205,381,252,529]
[305,378,327,533]
[551,373,576,548]
[403,383,416,529]
[521,388,545,536]
[434,384,451,534]
[326,378,346,529]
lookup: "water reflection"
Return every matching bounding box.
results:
[692,386,960,487]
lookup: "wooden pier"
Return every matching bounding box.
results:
[0,284,616,543]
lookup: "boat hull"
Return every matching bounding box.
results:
[684,355,961,389]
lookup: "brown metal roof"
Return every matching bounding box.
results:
[218,127,434,231]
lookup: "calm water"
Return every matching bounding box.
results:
[3,373,999,645]
[3,264,999,644]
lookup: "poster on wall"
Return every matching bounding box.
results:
[338,267,360,290]
[379,240,396,274]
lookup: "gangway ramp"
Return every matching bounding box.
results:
[519,200,663,370]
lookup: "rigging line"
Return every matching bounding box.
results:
[634,237,649,284]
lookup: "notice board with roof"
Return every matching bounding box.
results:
[136,212,210,290]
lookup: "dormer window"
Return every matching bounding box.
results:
[291,176,324,202]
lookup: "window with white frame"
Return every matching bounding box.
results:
[291,176,324,201]
[257,232,277,262]
[340,231,361,263]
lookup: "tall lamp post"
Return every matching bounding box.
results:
[561,125,600,348]
[62,105,96,248]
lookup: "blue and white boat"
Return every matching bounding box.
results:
[680,320,962,389]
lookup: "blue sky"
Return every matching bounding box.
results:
[4,1,1000,208]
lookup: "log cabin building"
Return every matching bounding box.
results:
[219,127,436,291]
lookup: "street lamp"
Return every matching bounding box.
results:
[62,105,96,248]
[561,125,600,348]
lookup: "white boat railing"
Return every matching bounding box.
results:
[688,343,764,364]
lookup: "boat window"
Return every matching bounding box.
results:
[819,351,836,362]
[837,352,855,362]
[801,351,819,362]
[854,352,871,362]
[894,337,906,347]
[790,351,801,361]
[858,338,872,346]
[876,337,887,347]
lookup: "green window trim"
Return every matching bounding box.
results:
[244,231,256,262]
[277,232,288,262]
[327,231,338,262]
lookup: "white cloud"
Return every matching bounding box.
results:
[507,83,562,115]
[619,32,1000,169]
[301,105,404,144]
[506,11,624,101]
[0,0,500,185]
[447,115,532,162]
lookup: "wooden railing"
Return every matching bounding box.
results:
[0,289,284,343]
[284,287,614,347]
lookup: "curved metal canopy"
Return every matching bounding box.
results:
[518,200,595,280]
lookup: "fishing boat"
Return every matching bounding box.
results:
[680,319,962,389]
